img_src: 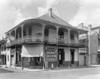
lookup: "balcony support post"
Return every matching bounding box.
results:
[68,29,71,45]
[21,24,23,42]
[57,27,59,68]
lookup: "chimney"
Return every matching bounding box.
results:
[48,8,53,17]
[88,24,92,34]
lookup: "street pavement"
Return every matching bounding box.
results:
[0,66,100,79]
[0,68,13,73]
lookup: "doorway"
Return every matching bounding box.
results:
[58,49,65,65]
[70,49,75,64]
[97,53,100,64]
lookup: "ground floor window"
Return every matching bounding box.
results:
[0,55,6,65]
[30,57,43,66]
[22,57,43,68]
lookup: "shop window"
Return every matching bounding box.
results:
[34,57,40,65]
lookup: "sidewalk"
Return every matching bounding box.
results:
[0,65,100,72]
[0,65,43,72]
[91,65,100,67]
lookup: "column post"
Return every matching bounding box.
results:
[21,24,23,40]
[42,23,45,69]
[56,26,59,68]
[68,29,71,45]
[21,24,23,69]
[14,28,17,68]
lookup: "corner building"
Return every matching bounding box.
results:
[5,9,87,69]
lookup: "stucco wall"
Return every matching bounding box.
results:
[6,49,11,67]
[91,54,97,64]
[64,48,79,61]
[64,48,70,61]
[74,48,79,61]
[89,33,98,54]
[88,32,98,65]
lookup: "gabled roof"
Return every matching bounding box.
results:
[6,9,87,34]
[38,12,73,27]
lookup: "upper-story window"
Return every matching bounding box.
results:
[59,31,64,38]
[44,25,56,37]
[23,30,26,36]
[71,34,74,40]
[70,30,78,41]
[23,26,26,36]
[28,27,32,35]
[58,28,65,39]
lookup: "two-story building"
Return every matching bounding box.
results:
[78,23,100,65]
[0,39,6,65]
[5,9,87,69]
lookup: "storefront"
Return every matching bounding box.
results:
[0,55,6,65]
[21,44,43,69]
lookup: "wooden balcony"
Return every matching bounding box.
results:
[58,38,65,44]
[70,40,88,48]
[79,48,87,53]
[6,35,87,48]
[44,36,57,44]
[6,35,43,47]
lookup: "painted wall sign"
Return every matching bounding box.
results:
[45,46,57,61]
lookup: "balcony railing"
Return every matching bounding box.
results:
[70,40,87,47]
[44,36,57,43]
[70,40,78,45]
[6,35,43,47]
[58,37,64,44]
[79,48,87,52]
[6,35,87,47]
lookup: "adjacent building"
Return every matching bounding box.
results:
[78,23,100,65]
[0,39,6,65]
[5,9,87,69]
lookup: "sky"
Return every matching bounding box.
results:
[0,0,100,38]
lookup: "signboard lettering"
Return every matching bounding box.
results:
[45,46,57,61]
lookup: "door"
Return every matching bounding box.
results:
[70,49,75,64]
[58,49,65,65]
[97,53,100,64]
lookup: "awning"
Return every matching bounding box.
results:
[1,51,6,55]
[21,45,43,57]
